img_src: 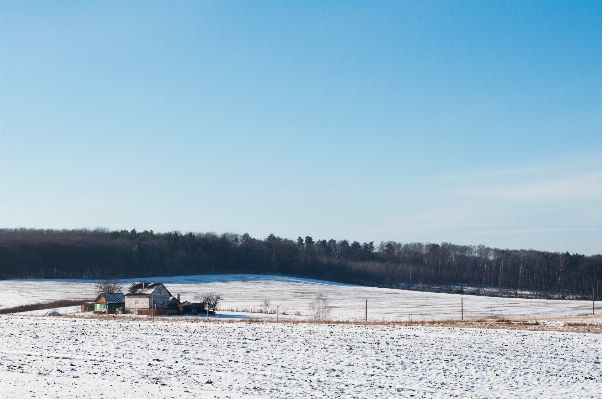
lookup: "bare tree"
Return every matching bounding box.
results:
[261,298,271,313]
[95,278,123,295]
[196,292,223,312]
[309,292,331,321]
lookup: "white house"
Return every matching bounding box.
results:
[124,282,172,314]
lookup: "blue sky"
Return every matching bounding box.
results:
[1,1,601,254]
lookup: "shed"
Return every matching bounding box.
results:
[93,293,125,314]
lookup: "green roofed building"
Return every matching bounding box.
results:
[93,293,125,314]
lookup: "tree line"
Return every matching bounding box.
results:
[0,228,600,299]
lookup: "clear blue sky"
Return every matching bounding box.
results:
[1,1,601,254]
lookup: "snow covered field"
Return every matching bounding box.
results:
[0,274,597,321]
[0,316,600,398]
[1,276,600,397]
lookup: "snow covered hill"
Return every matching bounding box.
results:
[0,274,597,321]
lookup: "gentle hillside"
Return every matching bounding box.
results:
[0,275,596,321]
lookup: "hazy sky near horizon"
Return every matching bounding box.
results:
[1,1,601,254]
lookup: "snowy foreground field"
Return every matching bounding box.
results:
[0,316,601,398]
[0,274,598,320]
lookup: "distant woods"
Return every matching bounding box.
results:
[0,228,600,299]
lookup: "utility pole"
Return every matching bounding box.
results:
[592,283,596,316]
[277,306,279,322]
[461,262,465,295]
[365,300,368,322]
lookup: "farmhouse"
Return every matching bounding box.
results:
[124,282,172,314]
[92,293,125,314]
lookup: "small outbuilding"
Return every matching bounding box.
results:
[92,293,125,314]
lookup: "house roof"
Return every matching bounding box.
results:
[125,282,171,297]
[93,293,125,304]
